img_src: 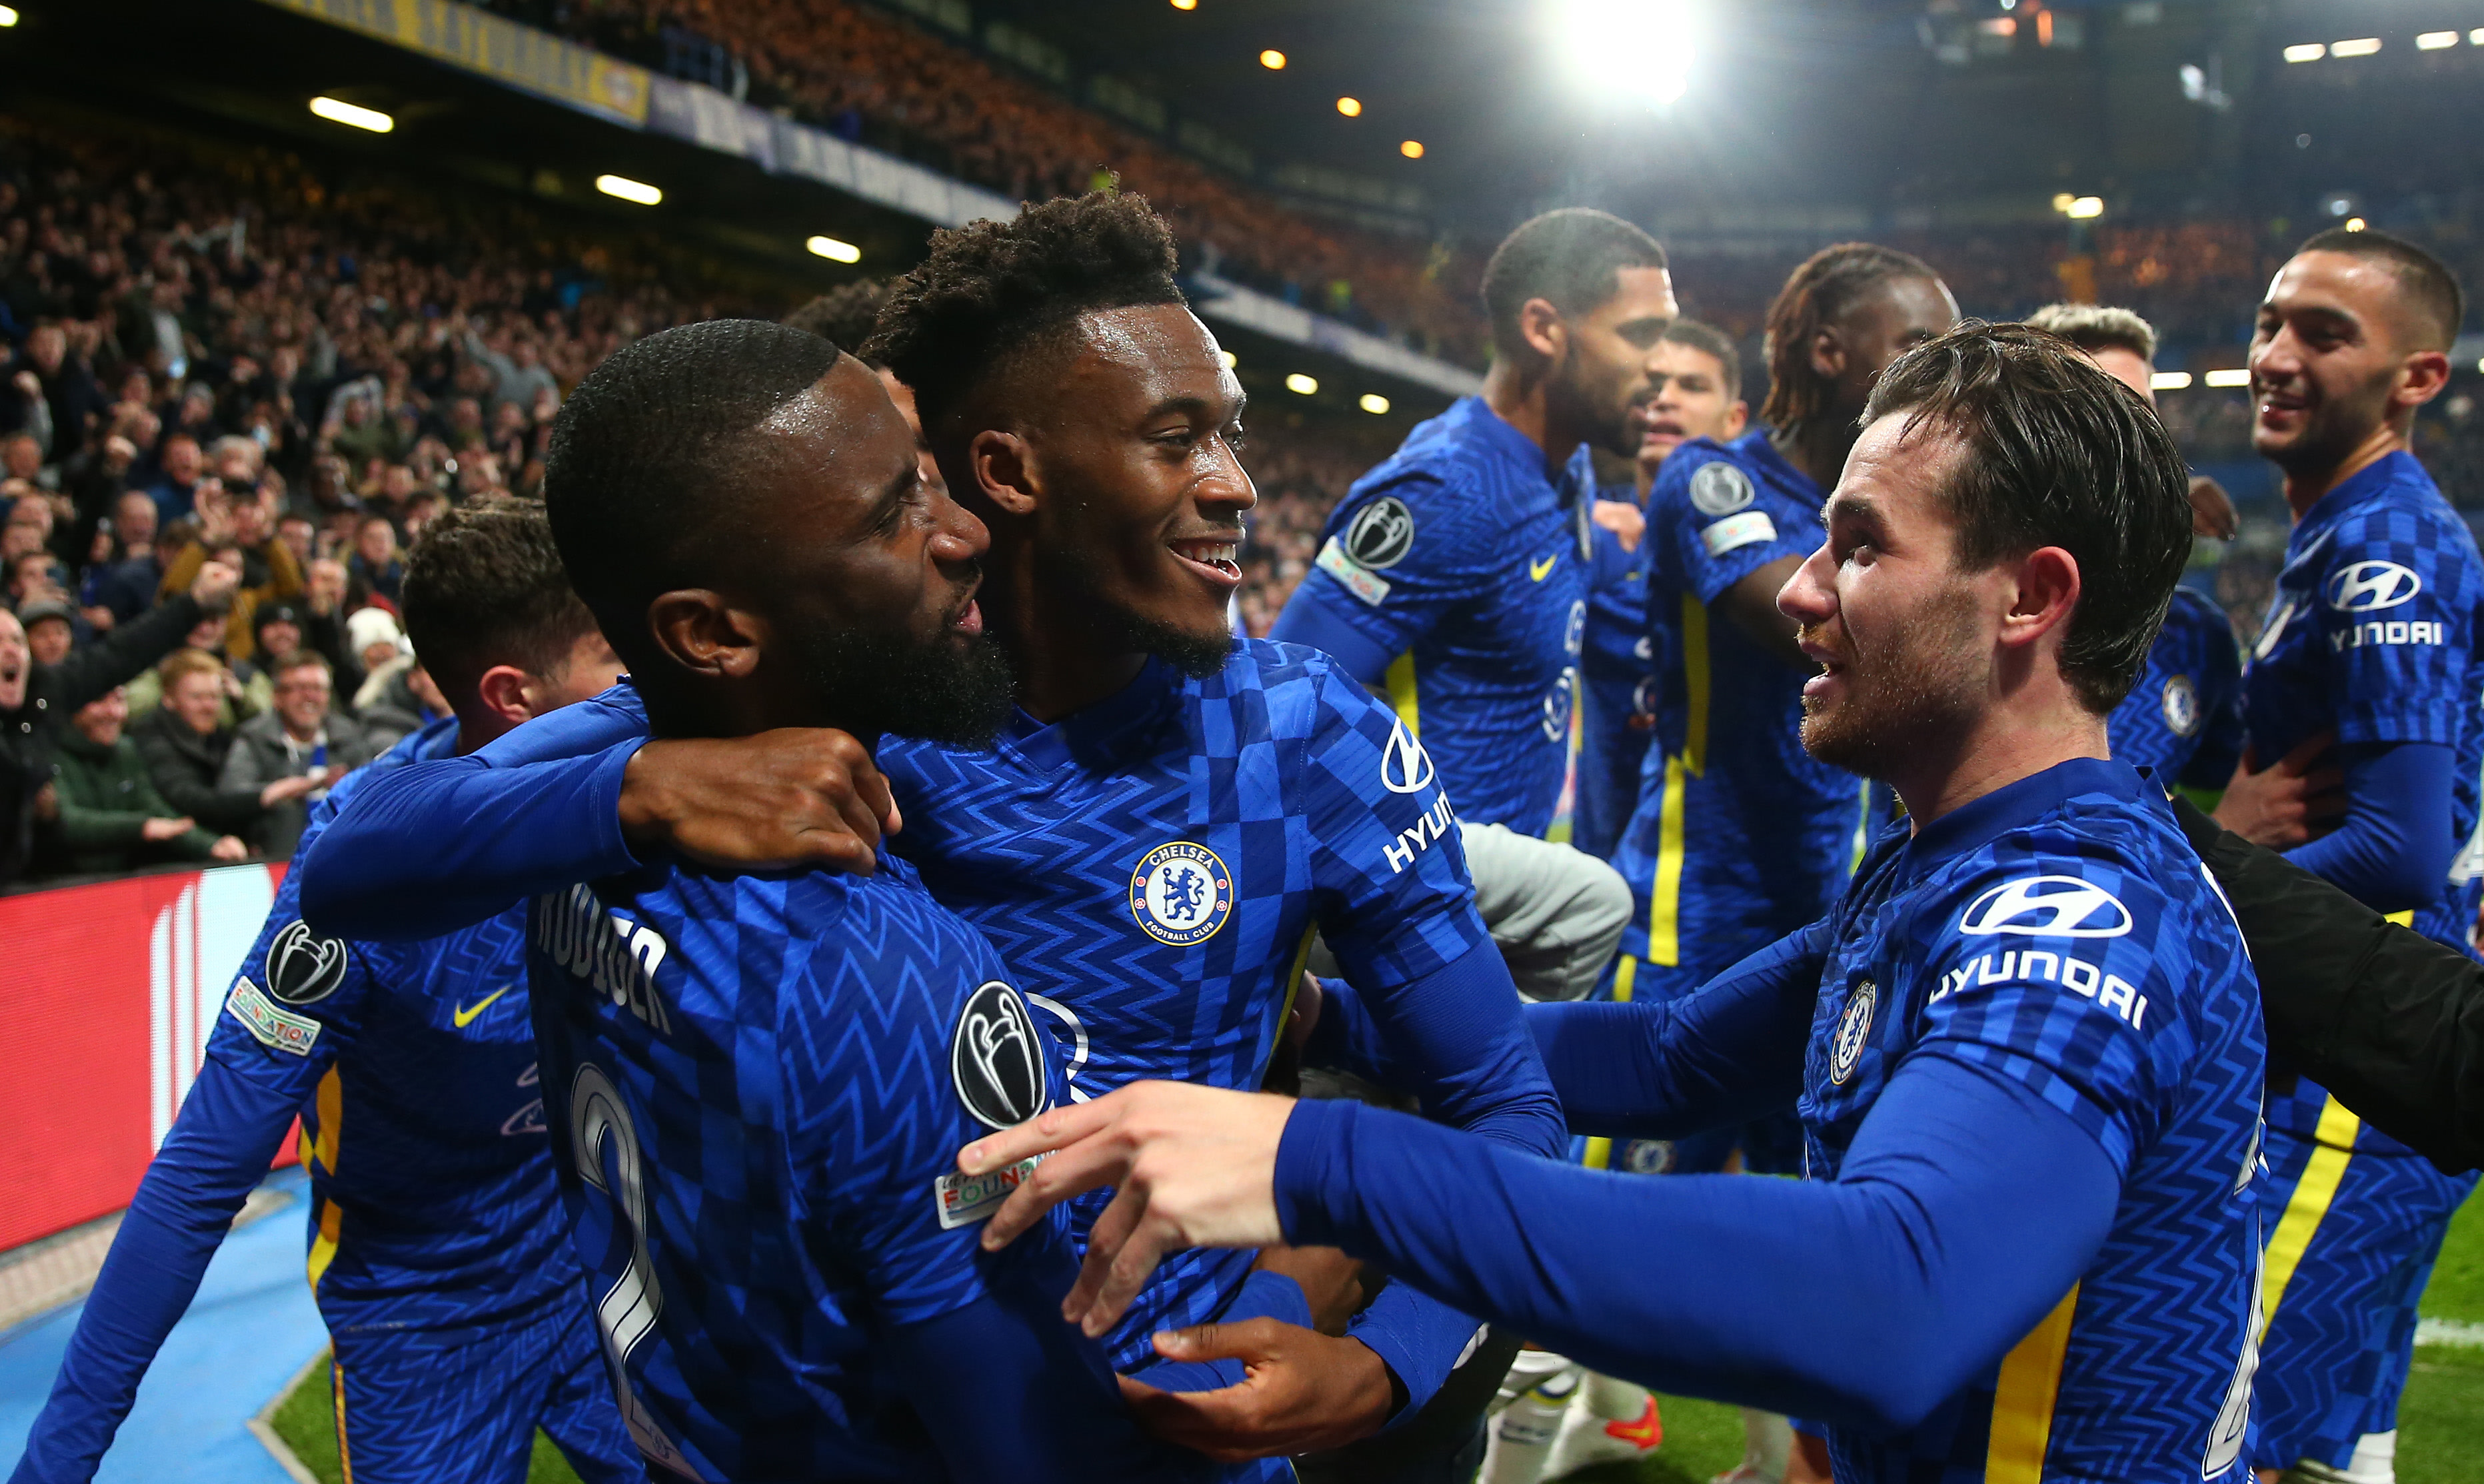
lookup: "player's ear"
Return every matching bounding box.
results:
[2395,348,2453,412]
[1518,297,1566,365]
[644,590,766,680]
[1810,325,1848,384]
[969,428,1039,518]
[1998,546,2081,652]
[1722,400,1751,440]
[474,663,535,726]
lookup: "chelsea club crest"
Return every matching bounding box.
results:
[1130,842,1235,947]
[1830,978,1876,1086]
[2161,674,2201,738]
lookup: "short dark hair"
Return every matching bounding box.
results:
[1660,319,1743,400]
[400,495,599,704]
[784,281,894,365]
[1480,209,1668,362]
[869,193,1186,430]
[2295,227,2466,352]
[2024,303,2157,364]
[1863,321,2193,714]
[544,319,844,655]
[1762,242,1941,432]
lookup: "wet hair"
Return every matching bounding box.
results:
[868,192,1186,430]
[1863,320,2193,714]
[2295,227,2466,352]
[1659,319,1744,400]
[400,495,599,705]
[1762,243,1942,432]
[784,280,895,366]
[543,319,843,656]
[1479,209,1668,363]
[2025,303,2157,364]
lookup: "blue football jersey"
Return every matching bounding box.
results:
[2108,585,2243,787]
[1283,395,1590,836]
[1809,758,2264,1483]
[1611,431,1871,998]
[206,716,580,1333]
[2242,450,2484,1149]
[1576,480,1666,863]
[884,639,1499,1365]
[527,846,1186,1483]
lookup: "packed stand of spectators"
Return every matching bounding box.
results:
[1233,416,1408,638]
[0,113,772,887]
[477,0,1489,365]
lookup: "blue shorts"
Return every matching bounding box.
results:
[2251,1115,2479,1472]
[326,1294,641,1484]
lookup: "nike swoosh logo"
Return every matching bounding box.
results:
[453,985,514,1028]
[1529,554,1558,581]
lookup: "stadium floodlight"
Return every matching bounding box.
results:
[1553,0,1698,107]
[806,235,862,263]
[596,174,662,206]
[1218,350,1238,369]
[2203,369,2252,388]
[1260,49,1286,69]
[2473,29,2484,46]
[2065,196,2104,219]
[1400,139,1425,159]
[2345,217,2367,233]
[2282,43,2326,63]
[309,97,394,134]
[1360,393,1391,414]
[2051,193,2075,213]
[0,7,19,25]
[1336,96,1363,117]
[2150,371,2194,392]
[1170,0,1197,9]
[2329,37,2381,58]
[2417,31,2459,51]
[1286,373,1319,395]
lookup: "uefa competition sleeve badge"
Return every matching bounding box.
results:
[1130,841,1235,946]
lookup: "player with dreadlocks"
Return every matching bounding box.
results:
[301,193,1564,1481]
[1576,243,1953,1484]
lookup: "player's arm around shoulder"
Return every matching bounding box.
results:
[1907,824,2246,1172]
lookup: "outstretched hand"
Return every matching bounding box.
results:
[1118,1318,1393,1459]
[962,1082,1292,1335]
[619,728,900,876]
[2211,731,2345,848]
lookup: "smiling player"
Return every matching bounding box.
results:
[2208,229,2483,1484]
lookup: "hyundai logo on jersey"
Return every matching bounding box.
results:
[2325,559,2423,613]
[1957,876,2135,938]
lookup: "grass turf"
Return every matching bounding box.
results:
[267,1190,2484,1484]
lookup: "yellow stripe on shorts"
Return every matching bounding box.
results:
[2259,1094,2363,1340]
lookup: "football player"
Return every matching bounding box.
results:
[299,198,1566,1479]
[2024,302,2244,791]
[966,322,2270,1484]
[2208,229,2483,1484]
[8,500,638,1484]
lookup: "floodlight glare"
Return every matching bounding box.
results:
[2203,369,2252,388]
[1260,49,1286,69]
[2345,217,2367,233]
[2330,37,2381,58]
[1400,139,1425,159]
[1286,373,1319,395]
[0,7,21,26]
[1218,350,1238,369]
[596,175,662,205]
[2051,193,2075,213]
[2473,29,2484,46]
[2417,31,2459,50]
[1336,96,1363,117]
[2282,43,2326,63]
[2066,196,2104,219]
[1170,0,1196,9]
[2150,371,2194,392]
[1554,0,1697,107]
[310,97,395,133]
[806,235,862,263]
[1359,393,1392,414]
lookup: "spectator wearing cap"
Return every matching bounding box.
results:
[133,646,316,840]
[0,558,240,884]
[46,685,246,876]
[159,478,303,663]
[217,648,378,858]
[17,597,75,666]
[345,604,405,691]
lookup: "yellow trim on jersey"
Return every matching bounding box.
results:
[1385,652,1420,738]
[1648,756,1688,966]
[2385,909,2414,928]
[313,1066,342,1173]
[1850,780,1873,874]
[2259,1095,2363,1339]
[1581,1137,1613,1170]
[1611,954,1637,1004]
[1680,595,1710,776]
[1262,926,1318,1086]
[306,1195,345,1292]
[332,1360,354,1484]
[1985,1282,2080,1483]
